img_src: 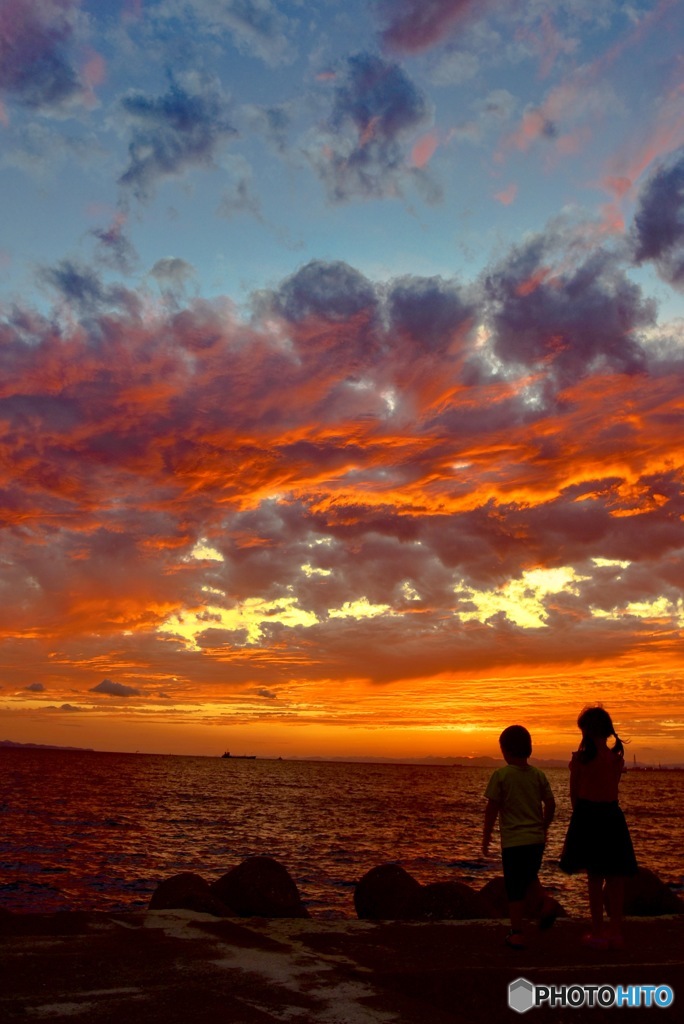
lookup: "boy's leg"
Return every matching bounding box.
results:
[503,845,550,944]
[502,846,526,946]
[509,899,524,933]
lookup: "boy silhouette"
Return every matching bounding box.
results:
[482,725,557,948]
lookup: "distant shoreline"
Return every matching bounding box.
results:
[2,741,682,769]
[0,739,94,752]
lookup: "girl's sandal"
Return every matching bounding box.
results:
[505,930,526,949]
[582,933,609,949]
[538,899,558,930]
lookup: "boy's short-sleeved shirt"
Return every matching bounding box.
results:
[485,765,553,848]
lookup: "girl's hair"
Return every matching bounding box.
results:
[577,704,625,763]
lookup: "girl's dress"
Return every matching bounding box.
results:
[559,747,638,877]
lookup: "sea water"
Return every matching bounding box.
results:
[1,747,682,918]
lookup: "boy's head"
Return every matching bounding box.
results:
[499,724,532,759]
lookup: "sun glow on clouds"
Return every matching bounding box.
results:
[456,568,587,629]
[328,598,393,620]
[187,540,224,562]
[1,1,684,762]
[301,563,331,577]
[1,267,682,761]
[594,597,684,627]
[158,596,319,649]
[157,591,393,651]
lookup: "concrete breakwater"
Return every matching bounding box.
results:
[148,855,683,921]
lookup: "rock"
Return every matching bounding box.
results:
[420,881,496,920]
[354,864,423,920]
[210,856,309,918]
[612,868,684,916]
[149,872,232,916]
[478,876,566,920]
[478,877,510,918]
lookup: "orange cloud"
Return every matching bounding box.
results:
[515,266,553,296]
[411,131,438,168]
[602,87,684,202]
[1,254,682,759]
[380,0,484,54]
[509,108,550,151]
[533,13,574,80]
[494,183,517,206]
[82,50,106,89]
[359,115,381,147]
[504,3,683,174]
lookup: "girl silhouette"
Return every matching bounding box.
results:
[560,705,637,948]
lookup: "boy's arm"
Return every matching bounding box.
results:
[542,794,556,835]
[482,798,499,855]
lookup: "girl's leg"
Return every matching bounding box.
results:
[525,879,557,927]
[587,873,605,935]
[526,879,545,909]
[604,876,625,944]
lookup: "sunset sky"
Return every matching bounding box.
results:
[1,0,683,762]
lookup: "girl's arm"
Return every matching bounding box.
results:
[569,753,580,809]
[482,799,499,855]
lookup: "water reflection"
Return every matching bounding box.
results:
[1,749,680,917]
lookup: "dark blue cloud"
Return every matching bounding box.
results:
[119,77,236,199]
[330,53,429,142]
[149,257,196,288]
[253,259,383,380]
[482,240,654,389]
[268,259,379,324]
[0,0,85,112]
[308,53,433,203]
[39,260,140,318]
[387,275,474,355]
[89,679,141,697]
[90,220,138,276]
[631,148,684,290]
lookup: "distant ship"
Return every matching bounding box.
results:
[221,751,256,759]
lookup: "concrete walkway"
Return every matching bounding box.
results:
[1,909,682,1022]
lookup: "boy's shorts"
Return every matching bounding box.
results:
[501,843,545,901]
